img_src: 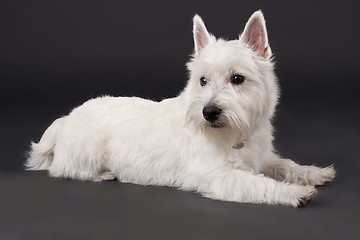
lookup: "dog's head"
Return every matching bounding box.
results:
[184,11,279,141]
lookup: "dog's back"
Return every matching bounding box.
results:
[26,96,189,184]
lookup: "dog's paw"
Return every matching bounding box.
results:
[292,185,318,207]
[94,171,116,182]
[317,165,336,185]
[299,165,336,186]
[278,184,318,207]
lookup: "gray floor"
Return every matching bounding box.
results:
[2,1,359,238]
[1,94,359,240]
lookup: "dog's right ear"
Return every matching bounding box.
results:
[193,15,210,55]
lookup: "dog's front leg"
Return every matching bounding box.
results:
[198,168,317,207]
[261,156,335,186]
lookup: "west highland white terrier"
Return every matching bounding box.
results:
[26,11,335,207]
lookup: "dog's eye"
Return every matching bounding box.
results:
[231,75,245,85]
[200,77,207,87]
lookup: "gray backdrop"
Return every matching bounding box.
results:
[1,0,359,239]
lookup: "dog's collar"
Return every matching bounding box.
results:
[232,141,245,149]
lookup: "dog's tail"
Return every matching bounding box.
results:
[25,117,65,170]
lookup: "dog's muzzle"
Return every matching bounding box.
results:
[203,105,224,128]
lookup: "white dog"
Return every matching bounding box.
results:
[26,11,335,207]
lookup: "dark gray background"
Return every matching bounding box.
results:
[1,0,359,239]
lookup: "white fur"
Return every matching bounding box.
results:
[26,11,335,207]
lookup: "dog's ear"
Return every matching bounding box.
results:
[193,15,210,55]
[240,10,272,59]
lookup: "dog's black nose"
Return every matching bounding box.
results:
[203,106,222,122]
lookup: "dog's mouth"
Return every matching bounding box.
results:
[209,121,226,128]
[203,115,227,128]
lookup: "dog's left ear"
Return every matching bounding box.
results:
[240,10,272,59]
[193,15,210,55]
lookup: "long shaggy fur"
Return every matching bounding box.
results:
[26,11,335,207]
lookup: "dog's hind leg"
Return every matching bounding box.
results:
[49,156,115,182]
[47,134,113,182]
[261,157,336,186]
